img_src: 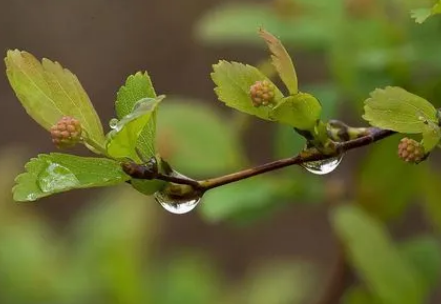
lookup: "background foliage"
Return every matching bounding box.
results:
[2,0,441,303]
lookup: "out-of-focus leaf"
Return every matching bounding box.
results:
[303,83,340,120]
[211,60,284,121]
[5,50,106,149]
[270,93,322,130]
[356,137,419,220]
[421,168,441,232]
[363,86,438,133]
[241,261,316,304]
[200,177,286,223]
[411,2,441,23]
[399,235,441,289]
[157,99,243,176]
[194,2,343,50]
[153,254,222,304]
[13,153,128,202]
[115,72,158,161]
[331,205,425,304]
[341,286,379,304]
[0,220,63,303]
[70,186,157,304]
[259,28,298,95]
[106,96,163,161]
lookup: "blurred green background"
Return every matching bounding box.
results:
[1,0,441,303]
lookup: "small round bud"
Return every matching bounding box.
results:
[398,138,425,164]
[249,80,276,107]
[50,116,82,149]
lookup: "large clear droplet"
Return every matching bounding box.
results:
[109,118,119,130]
[302,154,344,175]
[37,163,80,192]
[154,191,201,215]
[154,170,201,215]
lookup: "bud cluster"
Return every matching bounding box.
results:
[249,80,276,107]
[397,137,425,164]
[50,116,82,148]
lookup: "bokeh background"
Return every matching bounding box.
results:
[1,0,441,303]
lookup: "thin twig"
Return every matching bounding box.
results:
[197,127,395,191]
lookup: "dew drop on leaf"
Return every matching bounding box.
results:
[302,154,344,175]
[109,118,119,130]
[37,162,80,192]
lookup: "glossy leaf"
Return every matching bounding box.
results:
[13,153,128,202]
[115,72,157,118]
[115,72,158,161]
[422,122,441,152]
[157,99,243,175]
[259,28,298,95]
[5,50,106,149]
[211,60,284,120]
[106,96,164,161]
[270,93,322,130]
[363,86,438,133]
[331,205,425,304]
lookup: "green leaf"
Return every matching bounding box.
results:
[411,8,433,23]
[13,153,129,202]
[115,72,158,161]
[211,60,284,121]
[270,93,322,130]
[259,28,298,95]
[422,122,441,152]
[130,179,164,196]
[363,86,438,133]
[199,177,285,223]
[115,72,157,118]
[157,99,243,176]
[399,235,441,289]
[5,50,106,149]
[331,205,425,304]
[106,96,164,161]
[411,2,441,23]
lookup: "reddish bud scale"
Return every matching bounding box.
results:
[397,138,425,164]
[249,80,276,107]
[50,116,82,148]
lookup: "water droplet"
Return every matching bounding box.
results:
[153,170,201,214]
[109,118,119,130]
[302,154,344,175]
[154,191,201,214]
[37,163,80,192]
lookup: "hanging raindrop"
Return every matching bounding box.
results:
[302,154,344,175]
[154,191,201,215]
[154,170,201,214]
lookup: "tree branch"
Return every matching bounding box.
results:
[197,127,394,191]
[124,125,395,192]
